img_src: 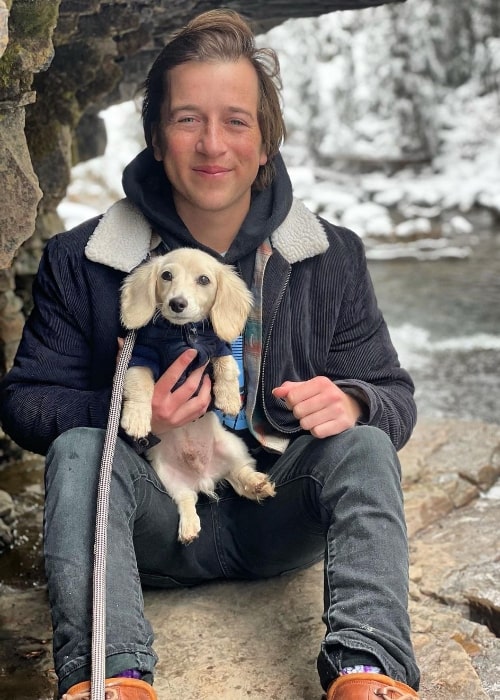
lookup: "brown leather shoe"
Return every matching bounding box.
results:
[326,672,419,699]
[61,677,158,699]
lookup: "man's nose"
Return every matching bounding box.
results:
[196,122,226,155]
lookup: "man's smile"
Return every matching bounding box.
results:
[193,165,231,175]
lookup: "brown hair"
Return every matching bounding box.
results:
[141,9,286,190]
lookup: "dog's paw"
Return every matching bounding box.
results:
[212,378,241,416]
[120,403,152,439]
[241,471,276,502]
[213,391,242,417]
[178,513,201,545]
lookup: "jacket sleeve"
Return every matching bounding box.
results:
[326,230,416,450]
[0,236,114,456]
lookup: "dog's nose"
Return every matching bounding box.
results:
[169,296,188,313]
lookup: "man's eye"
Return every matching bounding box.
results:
[161,270,173,281]
[197,275,210,286]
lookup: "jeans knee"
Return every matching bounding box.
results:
[355,426,401,479]
[46,427,105,495]
[312,426,401,484]
[350,425,397,458]
[48,426,105,459]
[46,427,152,498]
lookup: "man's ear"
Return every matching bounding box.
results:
[151,124,163,162]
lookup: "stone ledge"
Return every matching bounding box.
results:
[0,417,498,698]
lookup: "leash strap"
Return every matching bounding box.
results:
[91,330,136,700]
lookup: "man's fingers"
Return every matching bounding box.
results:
[116,337,125,364]
[150,356,212,432]
[272,381,298,409]
[155,349,198,393]
[174,361,210,402]
[194,373,212,405]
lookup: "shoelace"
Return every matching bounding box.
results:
[374,688,416,699]
[62,690,119,700]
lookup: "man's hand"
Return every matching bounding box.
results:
[150,349,212,434]
[272,377,362,439]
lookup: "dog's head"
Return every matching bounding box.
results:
[120,248,253,343]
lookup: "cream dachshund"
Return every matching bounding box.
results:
[120,248,275,543]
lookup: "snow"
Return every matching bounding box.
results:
[62,100,145,218]
[394,219,432,238]
[341,202,393,237]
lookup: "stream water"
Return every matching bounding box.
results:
[368,224,500,423]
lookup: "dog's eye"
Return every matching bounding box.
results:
[197,275,211,286]
[161,270,173,281]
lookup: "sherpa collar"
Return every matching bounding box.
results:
[85,197,328,272]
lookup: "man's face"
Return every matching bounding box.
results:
[152,59,268,226]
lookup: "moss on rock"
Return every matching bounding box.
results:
[8,0,59,41]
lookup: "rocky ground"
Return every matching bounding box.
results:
[0,417,499,699]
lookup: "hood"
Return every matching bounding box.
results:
[121,148,294,265]
[86,152,329,275]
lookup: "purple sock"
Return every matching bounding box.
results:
[113,669,142,680]
[340,665,382,675]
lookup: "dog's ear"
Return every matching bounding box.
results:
[120,259,159,329]
[210,265,253,342]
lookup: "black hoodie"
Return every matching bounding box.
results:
[121,148,294,285]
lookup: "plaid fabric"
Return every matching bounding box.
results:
[244,239,290,454]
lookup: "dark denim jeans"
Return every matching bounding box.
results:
[44,425,420,695]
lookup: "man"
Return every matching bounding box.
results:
[0,10,421,700]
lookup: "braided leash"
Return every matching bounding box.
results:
[91,330,136,700]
